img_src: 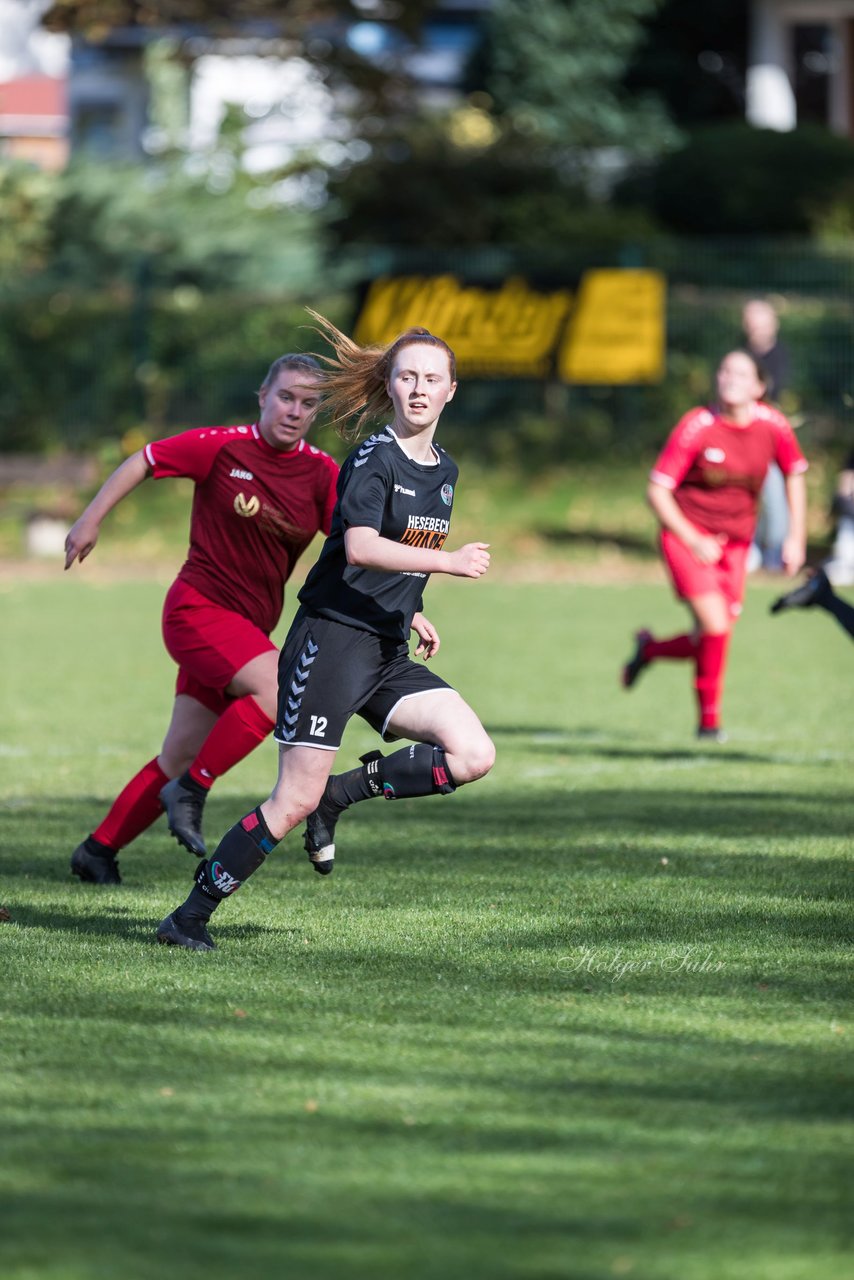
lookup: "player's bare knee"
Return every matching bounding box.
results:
[452,735,496,785]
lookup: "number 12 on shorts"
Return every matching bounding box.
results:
[309,715,327,738]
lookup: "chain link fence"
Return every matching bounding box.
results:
[2,238,852,465]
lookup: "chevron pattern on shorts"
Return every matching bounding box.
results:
[279,636,319,742]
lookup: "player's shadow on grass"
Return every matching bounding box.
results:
[485,723,815,765]
[8,902,292,947]
[406,784,854,841]
[534,525,658,556]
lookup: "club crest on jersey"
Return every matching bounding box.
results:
[234,492,260,518]
[440,483,454,506]
[703,448,726,463]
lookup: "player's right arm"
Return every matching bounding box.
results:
[646,481,723,565]
[344,526,489,578]
[647,409,723,565]
[64,449,152,569]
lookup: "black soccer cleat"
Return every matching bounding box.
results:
[156,911,216,951]
[303,794,339,876]
[770,568,831,614]
[622,628,653,689]
[696,726,728,744]
[70,838,121,885]
[160,776,208,857]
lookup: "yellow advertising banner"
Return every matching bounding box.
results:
[354,269,665,384]
[354,274,573,377]
[558,268,666,384]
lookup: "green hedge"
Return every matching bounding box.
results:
[2,275,852,469]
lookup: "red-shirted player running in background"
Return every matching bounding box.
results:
[622,350,808,740]
[64,354,339,884]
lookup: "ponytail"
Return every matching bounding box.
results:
[307,309,456,441]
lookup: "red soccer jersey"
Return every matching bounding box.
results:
[650,403,807,543]
[145,424,339,635]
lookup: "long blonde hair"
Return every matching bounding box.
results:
[307,308,457,441]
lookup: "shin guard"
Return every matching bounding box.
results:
[377,743,457,800]
[184,807,277,918]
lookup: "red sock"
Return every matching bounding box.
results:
[92,757,169,851]
[694,633,729,730]
[644,633,697,661]
[188,695,275,788]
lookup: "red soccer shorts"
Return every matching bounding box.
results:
[660,528,751,618]
[161,579,276,715]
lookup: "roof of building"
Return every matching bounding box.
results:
[0,74,68,119]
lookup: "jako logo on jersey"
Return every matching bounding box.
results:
[211,861,241,894]
[703,448,726,463]
[441,483,454,506]
[234,492,260,518]
[394,484,416,496]
[230,468,254,481]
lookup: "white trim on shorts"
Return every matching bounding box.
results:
[380,686,457,739]
[272,735,339,751]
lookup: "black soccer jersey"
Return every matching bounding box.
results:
[298,427,459,640]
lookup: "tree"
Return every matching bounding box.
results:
[471,0,680,167]
[622,0,748,127]
[41,1,437,43]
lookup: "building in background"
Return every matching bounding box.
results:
[0,71,67,169]
[7,1,854,174]
[0,0,69,168]
[748,0,854,133]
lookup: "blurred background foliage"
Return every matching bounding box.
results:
[1,0,853,467]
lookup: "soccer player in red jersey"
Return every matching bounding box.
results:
[64,354,339,884]
[622,350,808,740]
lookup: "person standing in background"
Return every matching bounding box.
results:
[824,445,854,587]
[742,298,792,572]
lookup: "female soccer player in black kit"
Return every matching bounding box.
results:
[157,313,495,949]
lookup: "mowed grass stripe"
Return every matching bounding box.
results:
[0,577,851,1280]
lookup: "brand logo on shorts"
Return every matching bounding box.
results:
[230,468,254,481]
[441,483,454,506]
[703,448,726,464]
[234,492,260,518]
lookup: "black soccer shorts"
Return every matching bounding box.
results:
[274,611,453,750]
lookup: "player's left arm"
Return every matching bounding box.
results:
[782,471,807,577]
[411,611,440,660]
[774,412,808,577]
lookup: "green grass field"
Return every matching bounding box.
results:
[1,566,851,1280]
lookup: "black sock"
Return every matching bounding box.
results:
[177,771,208,797]
[323,744,457,815]
[85,834,117,859]
[323,751,384,812]
[179,807,279,924]
[820,589,854,639]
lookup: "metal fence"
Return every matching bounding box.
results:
[2,237,853,463]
